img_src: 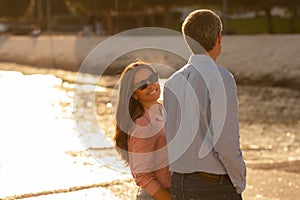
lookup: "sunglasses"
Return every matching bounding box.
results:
[134,72,159,90]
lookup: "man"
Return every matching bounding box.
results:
[163,9,246,200]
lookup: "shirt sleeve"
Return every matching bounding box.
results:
[213,74,247,193]
[128,117,162,196]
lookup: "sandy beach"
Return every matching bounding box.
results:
[0,61,299,200]
[0,34,299,200]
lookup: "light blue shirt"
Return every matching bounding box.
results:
[163,54,246,193]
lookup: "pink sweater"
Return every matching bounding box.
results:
[128,105,171,196]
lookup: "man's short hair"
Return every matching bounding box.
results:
[182,9,223,53]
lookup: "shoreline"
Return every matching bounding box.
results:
[0,34,299,90]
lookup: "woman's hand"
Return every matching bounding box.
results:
[153,187,171,200]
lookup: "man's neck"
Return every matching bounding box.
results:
[208,50,218,61]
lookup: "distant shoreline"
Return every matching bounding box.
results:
[0,34,299,90]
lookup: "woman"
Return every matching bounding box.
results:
[113,61,171,200]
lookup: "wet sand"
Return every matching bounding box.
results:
[0,62,299,200]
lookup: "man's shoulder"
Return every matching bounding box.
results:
[217,65,235,81]
[165,63,191,85]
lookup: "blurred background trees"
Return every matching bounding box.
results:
[0,0,299,35]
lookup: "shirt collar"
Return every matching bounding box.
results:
[188,54,216,69]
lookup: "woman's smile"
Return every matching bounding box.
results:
[148,88,158,95]
[133,68,161,108]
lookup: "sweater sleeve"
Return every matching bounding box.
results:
[128,117,162,196]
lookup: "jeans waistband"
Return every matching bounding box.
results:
[173,171,231,184]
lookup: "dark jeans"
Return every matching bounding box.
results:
[171,172,242,200]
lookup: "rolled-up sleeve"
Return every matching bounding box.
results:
[128,118,162,196]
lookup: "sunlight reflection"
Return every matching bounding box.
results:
[0,70,130,199]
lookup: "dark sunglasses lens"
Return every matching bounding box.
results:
[135,73,158,90]
[138,84,147,90]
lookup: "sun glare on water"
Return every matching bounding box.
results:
[0,70,131,199]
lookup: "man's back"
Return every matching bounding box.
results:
[165,9,246,199]
[164,55,246,193]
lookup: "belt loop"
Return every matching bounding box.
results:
[181,173,185,199]
[220,175,224,184]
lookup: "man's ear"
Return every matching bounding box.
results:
[217,32,222,44]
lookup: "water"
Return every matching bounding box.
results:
[0,69,133,200]
[0,63,299,199]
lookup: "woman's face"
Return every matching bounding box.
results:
[133,68,160,108]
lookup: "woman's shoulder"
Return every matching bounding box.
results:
[135,103,163,124]
[134,115,150,126]
[130,103,165,138]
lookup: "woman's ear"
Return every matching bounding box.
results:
[132,93,138,100]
